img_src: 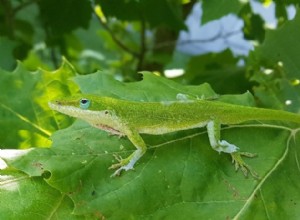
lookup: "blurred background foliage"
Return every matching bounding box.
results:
[0,0,300,108]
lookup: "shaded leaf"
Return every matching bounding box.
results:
[98,0,186,30]
[240,4,265,42]
[0,37,17,70]
[176,50,252,94]
[202,0,244,24]
[254,11,300,79]
[249,11,300,112]
[38,0,92,35]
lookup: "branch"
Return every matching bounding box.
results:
[136,17,146,71]
[154,29,242,50]
[92,5,139,58]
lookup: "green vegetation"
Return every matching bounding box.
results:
[0,1,300,219]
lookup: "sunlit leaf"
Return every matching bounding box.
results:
[0,60,78,149]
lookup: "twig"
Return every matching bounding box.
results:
[136,17,146,71]
[154,29,242,49]
[50,48,59,69]
[92,5,139,58]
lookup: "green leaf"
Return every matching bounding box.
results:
[0,169,82,219]
[38,0,92,35]
[254,11,300,79]
[175,50,253,94]
[0,59,78,148]
[0,37,17,70]
[251,73,300,112]
[235,133,300,219]
[98,0,186,30]
[73,71,218,101]
[2,71,300,219]
[240,4,265,42]
[202,0,244,24]
[250,11,300,112]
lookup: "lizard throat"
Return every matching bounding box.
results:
[94,123,124,137]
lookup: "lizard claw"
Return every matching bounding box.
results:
[108,154,125,170]
[109,154,135,177]
[112,154,123,163]
[231,152,260,179]
[110,165,135,177]
[108,148,145,177]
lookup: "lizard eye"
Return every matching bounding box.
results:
[80,98,90,109]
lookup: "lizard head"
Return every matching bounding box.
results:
[48,94,116,122]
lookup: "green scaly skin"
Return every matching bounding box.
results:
[49,95,300,178]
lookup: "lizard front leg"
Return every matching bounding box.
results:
[206,120,259,178]
[109,127,147,177]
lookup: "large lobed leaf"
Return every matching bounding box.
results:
[0,59,78,149]
[1,64,300,219]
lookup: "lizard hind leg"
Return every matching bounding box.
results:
[109,128,147,177]
[206,120,259,179]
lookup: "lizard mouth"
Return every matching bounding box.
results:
[48,101,94,118]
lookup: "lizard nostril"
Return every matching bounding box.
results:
[55,101,61,105]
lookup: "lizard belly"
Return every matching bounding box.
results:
[138,121,208,135]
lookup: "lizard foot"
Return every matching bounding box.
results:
[108,154,135,177]
[109,148,145,177]
[109,154,130,169]
[231,152,260,179]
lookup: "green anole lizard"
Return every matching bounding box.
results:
[49,95,300,178]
